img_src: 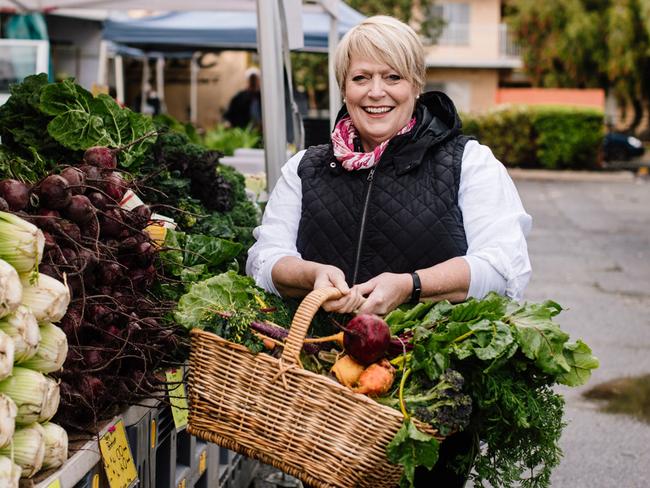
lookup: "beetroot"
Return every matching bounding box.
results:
[78,164,102,181]
[103,172,127,201]
[65,194,95,224]
[0,178,31,210]
[100,208,124,238]
[87,192,109,211]
[60,167,86,194]
[342,314,391,365]
[84,146,117,169]
[39,174,71,209]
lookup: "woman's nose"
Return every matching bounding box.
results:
[368,76,386,98]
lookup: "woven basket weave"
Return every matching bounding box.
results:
[187,287,441,488]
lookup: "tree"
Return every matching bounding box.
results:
[505,0,650,133]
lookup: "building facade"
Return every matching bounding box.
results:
[423,0,522,114]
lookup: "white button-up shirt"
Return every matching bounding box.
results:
[246,140,532,301]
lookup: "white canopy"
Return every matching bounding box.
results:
[0,0,358,190]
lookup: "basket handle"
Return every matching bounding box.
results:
[281,287,343,365]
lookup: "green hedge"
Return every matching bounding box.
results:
[462,106,604,170]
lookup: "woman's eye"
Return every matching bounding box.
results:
[387,74,402,81]
[351,75,366,82]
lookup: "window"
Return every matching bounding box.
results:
[431,3,470,46]
[0,40,49,106]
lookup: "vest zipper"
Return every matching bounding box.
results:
[351,167,376,284]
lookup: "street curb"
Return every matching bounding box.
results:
[507,168,637,183]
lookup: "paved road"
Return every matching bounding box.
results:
[512,173,650,487]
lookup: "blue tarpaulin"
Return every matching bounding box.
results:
[102,3,365,51]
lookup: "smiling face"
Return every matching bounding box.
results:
[344,55,419,152]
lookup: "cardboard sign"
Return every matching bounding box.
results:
[166,368,189,430]
[99,419,138,488]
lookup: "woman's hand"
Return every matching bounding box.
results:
[314,265,366,313]
[354,272,412,316]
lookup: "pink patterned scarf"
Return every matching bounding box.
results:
[331,115,416,171]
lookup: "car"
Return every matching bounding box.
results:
[603,132,645,161]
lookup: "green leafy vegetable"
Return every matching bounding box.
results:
[0,74,155,176]
[173,271,290,351]
[382,293,598,487]
[386,420,440,487]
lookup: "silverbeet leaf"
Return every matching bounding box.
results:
[557,340,600,386]
[39,78,155,168]
[386,420,440,488]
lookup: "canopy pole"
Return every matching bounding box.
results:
[140,55,150,114]
[156,56,167,113]
[321,0,341,128]
[97,40,109,87]
[257,0,287,191]
[114,55,124,104]
[190,52,200,124]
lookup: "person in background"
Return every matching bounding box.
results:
[246,15,532,487]
[224,67,262,130]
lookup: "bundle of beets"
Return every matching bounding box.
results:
[0,145,186,431]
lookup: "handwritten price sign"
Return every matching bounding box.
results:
[166,368,189,430]
[99,419,138,488]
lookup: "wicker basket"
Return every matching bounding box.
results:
[187,287,441,488]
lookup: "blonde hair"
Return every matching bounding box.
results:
[334,16,425,95]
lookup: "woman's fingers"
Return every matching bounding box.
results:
[323,287,365,313]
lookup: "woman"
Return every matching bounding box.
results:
[247,15,532,487]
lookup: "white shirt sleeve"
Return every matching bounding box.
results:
[245,150,306,295]
[459,140,532,301]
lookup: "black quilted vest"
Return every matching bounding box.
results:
[296,91,470,285]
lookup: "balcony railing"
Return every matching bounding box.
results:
[499,23,521,57]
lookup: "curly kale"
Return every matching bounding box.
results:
[407,369,473,436]
[380,369,473,437]
[148,131,234,212]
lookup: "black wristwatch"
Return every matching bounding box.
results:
[409,272,422,304]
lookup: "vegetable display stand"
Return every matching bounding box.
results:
[187,287,441,488]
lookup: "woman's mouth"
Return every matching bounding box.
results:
[363,106,393,114]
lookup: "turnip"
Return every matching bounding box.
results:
[0,179,31,211]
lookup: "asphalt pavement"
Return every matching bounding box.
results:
[510,170,650,487]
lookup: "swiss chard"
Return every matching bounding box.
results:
[383,293,598,487]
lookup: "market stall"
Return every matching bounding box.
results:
[0,0,363,190]
[0,3,601,488]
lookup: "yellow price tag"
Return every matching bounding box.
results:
[198,450,207,475]
[166,368,189,429]
[99,419,138,488]
[91,83,109,96]
[46,479,61,488]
